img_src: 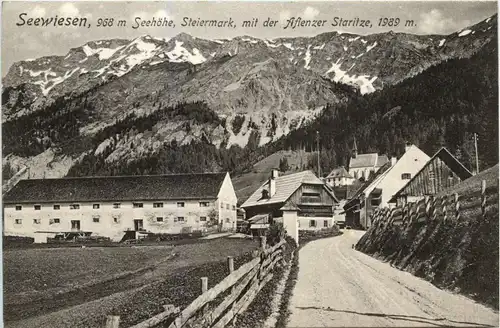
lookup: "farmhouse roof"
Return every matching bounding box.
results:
[241,170,337,208]
[3,172,228,204]
[389,147,473,202]
[326,166,353,179]
[344,162,392,210]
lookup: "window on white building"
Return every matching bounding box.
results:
[309,220,316,228]
[156,217,164,222]
[176,217,185,222]
[15,219,22,224]
[15,205,22,211]
[324,220,328,228]
[93,204,100,209]
[177,202,185,208]
[133,202,143,208]
[153,202,163,208]
[70,204,80,210]
[200,216,207,221]
[232,205,236,210]
[113,217,119,223]
[50,218,60,224]
[93,217,100,223]
[199,202,210,207]
[220,202,224,209]
[226,204,230,210]
[401,173,412,180]
[34,205,41,210]
[113,203,121,209]
[33,219,41,224]
[53,205,60,210]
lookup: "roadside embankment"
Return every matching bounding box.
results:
[356,165,499,309]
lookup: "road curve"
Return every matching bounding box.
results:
[287,230,498,327]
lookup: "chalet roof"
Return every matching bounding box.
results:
[3,173,228,204]
[389,147,473,202]
[241,170,337,208]
[349,153,388,169]
[344,162,392,209]
[326,166,353,179]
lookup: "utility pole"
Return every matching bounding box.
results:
[474,132,480,175]
[316,131,321,178]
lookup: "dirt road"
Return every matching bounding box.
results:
[287,230,498,327]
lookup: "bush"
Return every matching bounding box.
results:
[299,226,342,243]
[267,222,286,246]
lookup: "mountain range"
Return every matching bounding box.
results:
[1,14,498,188]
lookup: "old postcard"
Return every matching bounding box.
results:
[1,1,498,328]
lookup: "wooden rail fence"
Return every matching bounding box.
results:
[105,236,288,328]
[371,179,497,229]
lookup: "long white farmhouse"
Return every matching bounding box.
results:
[3,172,237,242]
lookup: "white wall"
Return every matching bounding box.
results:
[217,173,238,230]
[297,216,334,230]
[4,199,221,241]
[377,146,430,207]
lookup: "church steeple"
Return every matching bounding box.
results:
[352,137,358,158]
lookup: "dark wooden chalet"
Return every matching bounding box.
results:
[240,169,338,224]
[389,147,472,206]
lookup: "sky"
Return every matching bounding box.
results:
[1,1,498,74]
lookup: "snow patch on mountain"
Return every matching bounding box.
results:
[439,39,446,47]
[82,44,126,60]
[325,60,377,94]
[304,46,312,69]
[282,43,294,50]
[366,42,377,53]
[458,29,472,37]
[313,43,325,50]
[348,36,360,42]
[166,41,207,65]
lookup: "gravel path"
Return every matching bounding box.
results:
[287,230,498,327]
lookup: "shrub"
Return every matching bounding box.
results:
[267,222,286,246]
[298,226,342,243]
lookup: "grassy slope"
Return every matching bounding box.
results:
[4,238,259,324]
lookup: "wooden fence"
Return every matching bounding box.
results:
[370,179,498,229]
[105,236,288,328]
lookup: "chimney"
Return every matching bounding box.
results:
[269,169,278,197]
[405,142,412,153]
[391,157,397,166]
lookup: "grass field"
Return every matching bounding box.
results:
[4,237,259,327]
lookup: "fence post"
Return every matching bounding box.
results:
[105,315,120,328]
[454,193,460,221]
[201,277,208,294]
[481,180,487,218]
[227,256,235,292]
[260,236,267,252]
[442,196,448,223]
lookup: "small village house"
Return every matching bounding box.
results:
[3,172,237,242]
[348,138,389,181]
[325,166,355,187]
[344,143,430,229]
[389,147,473,206]
[240,169,339,240]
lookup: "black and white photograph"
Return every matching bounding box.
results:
[1,1,499,327]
